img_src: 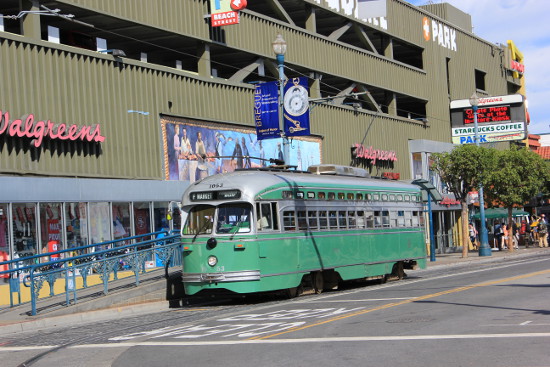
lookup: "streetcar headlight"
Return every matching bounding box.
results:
[207,255,218,267]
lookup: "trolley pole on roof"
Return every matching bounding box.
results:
[469,93,491,257]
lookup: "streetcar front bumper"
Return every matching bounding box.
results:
[182,270,260,283]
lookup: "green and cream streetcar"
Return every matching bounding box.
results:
[178,164,427,297]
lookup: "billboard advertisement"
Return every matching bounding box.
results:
[161,116,322,182]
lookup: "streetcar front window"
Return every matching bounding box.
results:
[216,203,252,234]
[183,205,215,235]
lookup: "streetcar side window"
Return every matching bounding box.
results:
[338,193,345,200]
[374,211,382,227]
[356,210,366,228]
[382,210,390,227]
[404,211,412,226]
[329,211,338,229]
[271,203,279,230]
[390,211,398,227]
[256,202,275,231]
[348,211,357,228]
[297,211,308,230]
[397,210,405,227]
[365,211,374,228]
[328,192,335,200]
[356,193,363,200]
[308,210,318,230]
[318,192,326,199]
[338,211,347,228]
[412,211,420,227]
[347,193,354,200]
[283,211,296,231]
[319,210,328,229]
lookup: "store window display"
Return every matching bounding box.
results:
[112,203,131,242]
[13,203,38,264]
[65,202,88,251]
[39,203,63,255]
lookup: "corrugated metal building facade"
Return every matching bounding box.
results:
[0,0,523,257]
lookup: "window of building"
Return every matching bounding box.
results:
[475,69,486,91]
[39,203,63,256]
[65,202,88,250]
[112,203,131,242]
[13,203,38,262]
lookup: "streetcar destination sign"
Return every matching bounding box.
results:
[190,190,241,201]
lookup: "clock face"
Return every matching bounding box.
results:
[284,85,309,116]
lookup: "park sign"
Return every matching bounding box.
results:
[449,94,526,144]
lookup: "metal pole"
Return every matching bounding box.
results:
[428,192,436,261]
[473,104,491,256]
[276,53,289,164]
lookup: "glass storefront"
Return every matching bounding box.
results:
[0,200,179,262]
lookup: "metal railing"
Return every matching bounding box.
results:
[0,231,182,316]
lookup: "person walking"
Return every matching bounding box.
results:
[469,223,478,250]
[494,222,504,251]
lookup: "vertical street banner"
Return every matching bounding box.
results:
[254,81,280,140]
[283,77,310,137]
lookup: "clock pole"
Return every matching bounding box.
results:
[272,34,290,165]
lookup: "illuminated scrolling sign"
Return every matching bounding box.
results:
[450,94,526,144]
[463,105,511,124]
[190,190,241,201]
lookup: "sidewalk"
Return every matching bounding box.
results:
[425,246,549,270]
[0,247,548,336]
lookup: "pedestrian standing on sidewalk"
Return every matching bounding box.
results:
[537,217,548,248]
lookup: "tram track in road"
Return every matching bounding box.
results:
[4,255,550,366]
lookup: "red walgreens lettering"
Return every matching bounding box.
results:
[0,110,106,147]
[353,143,398,164]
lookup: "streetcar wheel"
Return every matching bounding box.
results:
[379,274,388,284]
[312,271,324,294]
[286,287,298,299]
[392,262,405,280]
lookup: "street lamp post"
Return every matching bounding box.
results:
[272,34,289,164]
[469,93,492,256]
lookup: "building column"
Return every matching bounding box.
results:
[305,5,317,33]
[197,43,211,77]
[384,91,397,116]
[20,0,41,40]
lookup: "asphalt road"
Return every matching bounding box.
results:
[2,254,550,367]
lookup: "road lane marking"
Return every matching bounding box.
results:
[250,269,550,340]
[3,332,550,352]
[520,321,532,325]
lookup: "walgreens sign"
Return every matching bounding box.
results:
[0,110,106,148]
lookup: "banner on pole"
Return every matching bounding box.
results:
[254,81,280,140]
[283,77,310,137]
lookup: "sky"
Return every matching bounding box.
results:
[407,0,549,135]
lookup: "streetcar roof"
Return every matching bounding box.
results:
[182,168,420,205]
